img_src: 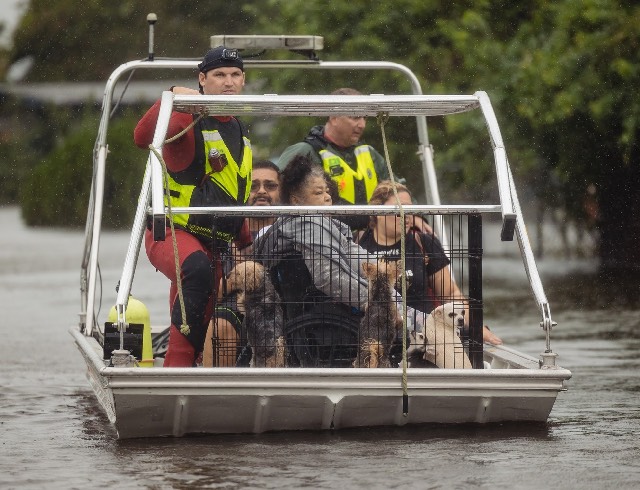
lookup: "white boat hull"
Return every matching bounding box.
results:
[71,328,571,439]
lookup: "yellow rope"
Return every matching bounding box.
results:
[145,112,206,337]
[376,113,409,413]
[147,144,190,336]
[165,112,205,143]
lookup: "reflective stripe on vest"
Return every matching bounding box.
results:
[201,131,252,202]
[165,131,252,240]
[320,145,378,204]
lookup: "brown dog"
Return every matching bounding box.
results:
[356,259,403,368]
[226,260,286,367]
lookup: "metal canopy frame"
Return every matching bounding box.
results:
[170,94,481,117]
[79,56,552,356]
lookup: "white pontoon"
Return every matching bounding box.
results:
[71,23,571,439]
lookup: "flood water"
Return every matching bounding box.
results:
[1,206,639,489]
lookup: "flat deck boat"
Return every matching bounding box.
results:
[71,26,571,439]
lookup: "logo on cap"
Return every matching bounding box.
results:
[198,46,244,73]
[221,49,238,60]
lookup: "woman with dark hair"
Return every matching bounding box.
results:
[279,155,333,206]
[256,155,368,312]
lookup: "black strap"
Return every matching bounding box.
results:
[235,117,250,204]
[303,134,327,153]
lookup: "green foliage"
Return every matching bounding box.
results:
[512,0,640,160]
[11,0,263,82]
[8,0,640,267]
[0,96,74,205]
[504,0,640,231]
[21,110,144,229]
[243,0,520,202]
[247,0,639,217]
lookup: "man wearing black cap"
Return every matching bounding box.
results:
[134,46,253,367]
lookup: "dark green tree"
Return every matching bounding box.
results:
[238,1,541,206]
[504,0,640,270]
[21,110,143,228]
[8,0,640,270]
[10,0,263,81]
[247,0,640,270]
[9,1,267,226]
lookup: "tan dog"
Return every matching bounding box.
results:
[420,302,472,369]
[226,260,286,368]
[356,259,403,368]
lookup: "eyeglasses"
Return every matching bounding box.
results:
[250,181,279,192]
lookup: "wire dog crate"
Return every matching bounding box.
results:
[205,210,485,370]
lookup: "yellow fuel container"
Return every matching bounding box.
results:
[107,295,154,367]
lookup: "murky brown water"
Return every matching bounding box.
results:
[1,206,639,489]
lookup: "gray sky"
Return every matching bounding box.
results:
[0,0,28,48]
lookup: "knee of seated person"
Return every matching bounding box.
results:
[181,251,214,291]
[213,318,239,341]
[204,318,239,367]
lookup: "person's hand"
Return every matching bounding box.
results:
[482,325,502,345]
[170,86,207,114]
[171,86,200,95]
[407,215,433,235]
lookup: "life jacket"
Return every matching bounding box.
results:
[319,146,379,204]
[165,116,252,245]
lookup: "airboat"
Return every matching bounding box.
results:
[71,18,571,439]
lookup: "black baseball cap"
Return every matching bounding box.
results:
[198,46,244,73]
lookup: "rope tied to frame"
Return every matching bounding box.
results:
[147,111,207,337]
[376,112,409,415]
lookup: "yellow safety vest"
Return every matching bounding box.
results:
[166,127,252,243]
[320,145,378,204]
